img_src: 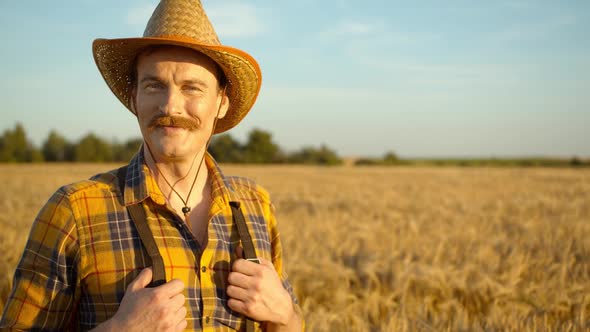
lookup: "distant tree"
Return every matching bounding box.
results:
[11,124,29,162]
[74,133,113,162]
[570,156,583,167]
[113,138,143,162]
[288,144,342,165]
[0,123,43,162]
[382,151,400,165]
[208,133,244,163]
[243,129,281,163]
[354,158,380,166]
[42,130,69,162]
[0,131,10,162]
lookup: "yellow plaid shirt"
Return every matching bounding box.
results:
[1,152,298,331]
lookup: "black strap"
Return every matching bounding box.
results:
[230,201,259,262]
[117,166,166,288]
[230,201,259,332]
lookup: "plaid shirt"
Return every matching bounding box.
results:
[1,151,298,331]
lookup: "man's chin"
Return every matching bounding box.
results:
[146,137,190,160]
[157,126,188,136]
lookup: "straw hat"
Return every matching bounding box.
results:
[92,0,261,134]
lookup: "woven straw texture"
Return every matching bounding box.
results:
[93,0,261,134]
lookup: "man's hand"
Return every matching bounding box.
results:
[92,267,187,332]
[227,246,296,327]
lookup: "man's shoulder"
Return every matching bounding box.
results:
[56,167,121,199]
[224,175,272,204]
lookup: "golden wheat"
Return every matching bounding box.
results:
[1,164,589,331]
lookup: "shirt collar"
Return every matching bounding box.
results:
[122,149,166,206]
[122,148,238,210]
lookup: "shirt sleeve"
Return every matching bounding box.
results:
[265,202,298,305]
[266,201,306,331]
[0,188,80,331]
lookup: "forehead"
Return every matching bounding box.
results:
[135,46,219,79]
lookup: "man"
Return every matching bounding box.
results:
[0,0,303,331]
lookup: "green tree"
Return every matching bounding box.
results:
[288,144,342,165]
[113,138,143,162]
[382,151,399,165]
[243,129,281,163]
[11,124,29,161]
[0,131,9,162]
[208,133,244,163]
[74,133,113,162]
[0,123,43,162]
[42,130,69,162]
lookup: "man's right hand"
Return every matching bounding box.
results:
[92,267,187,332]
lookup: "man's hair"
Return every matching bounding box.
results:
[129,45,228,93]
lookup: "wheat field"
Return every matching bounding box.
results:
[1,164,589,331]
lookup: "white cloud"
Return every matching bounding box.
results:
[126,3,157,27]
[205,1,264,38]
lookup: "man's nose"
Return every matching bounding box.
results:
[159,87,183,115]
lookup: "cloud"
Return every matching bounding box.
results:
[126,3,157,27]
[205,1,264,38]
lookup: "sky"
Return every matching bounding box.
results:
[0,0,589,158]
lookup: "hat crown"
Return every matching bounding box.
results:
[143,0,220,45]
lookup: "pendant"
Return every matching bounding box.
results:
[182,206,191,215]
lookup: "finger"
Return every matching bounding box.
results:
[174,315,188,332]
[258,258,275,270]
[226,284,249,301]
[169,292,186,308]
[156,279,185,298]
[227,271,251,288]
[128,267,153,292]
[228,298,248,316]
[232,258,260,276]
[172,304,187,325]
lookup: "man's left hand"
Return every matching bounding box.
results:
[227,246,295,326]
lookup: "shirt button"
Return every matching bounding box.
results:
[205,316,210,324]
[201,266,207,273]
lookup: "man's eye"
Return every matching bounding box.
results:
[145,83,163,91]
[183,86,201,92]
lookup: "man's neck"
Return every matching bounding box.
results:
[143,145,210,209]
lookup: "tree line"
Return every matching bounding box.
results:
[0,123,343,165]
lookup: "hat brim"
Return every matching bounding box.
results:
[92,36,261,134]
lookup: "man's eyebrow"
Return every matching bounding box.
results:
[180,79,209,88]
[139,75,163,83]
[139,76,209,87]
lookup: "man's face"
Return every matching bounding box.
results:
[133,46,228,162]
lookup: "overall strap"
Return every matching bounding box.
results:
[230,201,259,332]
[230,201,259,262]
[117,166,166,287]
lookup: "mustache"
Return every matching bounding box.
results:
[148,115,200,130]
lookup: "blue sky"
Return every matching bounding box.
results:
[1,0,588,158]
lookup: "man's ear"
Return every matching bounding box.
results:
[217,92,230,119]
